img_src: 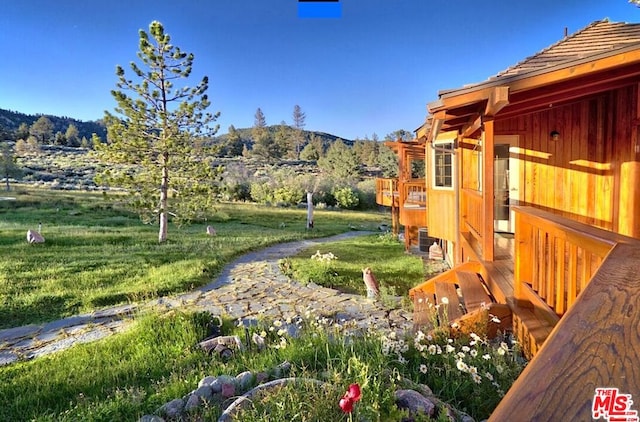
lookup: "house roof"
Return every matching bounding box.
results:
[438,19,640,99]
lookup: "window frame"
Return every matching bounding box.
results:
[431,139,455,190]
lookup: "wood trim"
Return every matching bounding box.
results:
[483,120,495,261]
[485,86,509,117]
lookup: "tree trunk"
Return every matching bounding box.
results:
[306,192,314,229]
[158,155,169,243]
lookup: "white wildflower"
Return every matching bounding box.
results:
[420,364,428,374]
[470,350,478,357]
[482,354,491,360]
[471,373,482,384]
[273,320,283,328]
[445,345,456,353]
[441,297,449,305]
[462,346,470,353]
[497,347,506,356]
[428,345,437,355]
[456,360,469,372]
[484,372,494,381]
[457,352,466,359]
[277,329,286,337]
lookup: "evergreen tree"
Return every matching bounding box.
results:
[377,144,398,178]
[225,125,244,157]
[300,134,324,161]
[29,116,54,144]
[0,143,20,191]
[251,108,278,160]
[274,121,292,159]
[65,124,80,147]
[96,21,222,243]
[317,139,361,181]
[292,105,306,159]
[16,123,29,141]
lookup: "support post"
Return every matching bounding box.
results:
[483,119,495,261]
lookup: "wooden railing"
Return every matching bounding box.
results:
[402,180,426,208]
[461,188,483,241]
[513,206,628,317]
[375,178,397,206]
[490,206,640,420]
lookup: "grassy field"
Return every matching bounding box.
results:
[0,186,389,329]
[0,187,525,420]
[281,233,424,299]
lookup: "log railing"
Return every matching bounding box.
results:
[461,188,483,242]
[375,178,397,207]
[491,219,640,420]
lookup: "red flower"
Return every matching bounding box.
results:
[339,383,362,413]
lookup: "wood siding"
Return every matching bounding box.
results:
[427,189,456,241]
[495,84,640,238]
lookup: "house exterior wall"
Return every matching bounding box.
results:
[495,83,640,237]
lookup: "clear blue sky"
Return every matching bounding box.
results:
[0,1,637,140]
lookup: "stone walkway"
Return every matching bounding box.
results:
[0,232,413,366]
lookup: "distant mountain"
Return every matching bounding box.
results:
[0,108,107,140]
[213,126,353,146]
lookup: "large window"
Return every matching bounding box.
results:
[433,141,453,188]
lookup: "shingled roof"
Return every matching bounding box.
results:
[439,19,640,97]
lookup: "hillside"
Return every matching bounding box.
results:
[0,108,106,140]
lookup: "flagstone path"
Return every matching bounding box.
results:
[0,231,414,366]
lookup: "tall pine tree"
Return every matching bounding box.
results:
[96,21,222,243]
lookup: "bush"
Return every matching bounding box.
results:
[356,179,377,210]
[332,186,359,210]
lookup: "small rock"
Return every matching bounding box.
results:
[255,371,269,384]
[194,385,213,401]
[221,382,235,398]
[159,398,184,419]
[206,225,216,236]
[198,375,216,388]
[210,375,235,393]
[184,394,202,412]
[273,361,291,378]
[236,371,254,391]
[395,389,436,417]
[252,332,265,350]
[138,415,165,422]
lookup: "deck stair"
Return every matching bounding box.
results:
[409,262,511,337]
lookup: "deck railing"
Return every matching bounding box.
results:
[491,207,640,420]
[375,178,397,206]
[402,180,426,207]
[461,188,483,242]
[512,207,628,317]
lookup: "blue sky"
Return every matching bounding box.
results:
[0,1,637,140]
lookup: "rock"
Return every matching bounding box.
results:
[395,389,436,417]
[210,375,236,394]
[273,361,291,378]
[236,371,254,391]
[184,393,202,412]
[198,375,216,388]
[221,382,236,398]
[252,332,265,350]
[159,398,184,419]
[206,225,216,236]
[26,229,45,244]
[138,415,165,422]
[255,371,269,384]
[194,385,213,401]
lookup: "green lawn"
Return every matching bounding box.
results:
[0,186,389,328]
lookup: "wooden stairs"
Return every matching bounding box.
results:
[409,262,511,338]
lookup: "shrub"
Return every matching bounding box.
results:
[332,186,359,210]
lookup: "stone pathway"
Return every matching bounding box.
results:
[0,231,413,366]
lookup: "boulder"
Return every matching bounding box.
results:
[159,398,184,419]
[27,229,45,244]
[395,389,436,417]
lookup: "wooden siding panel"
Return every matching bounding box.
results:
[427,189,456,241]
[495,85,640,237]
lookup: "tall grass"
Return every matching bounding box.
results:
[0,186,388,328]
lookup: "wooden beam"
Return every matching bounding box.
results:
[429,113,444,143]
[484,86,509,117]
[482,119,495,261]
[461,114,482,138]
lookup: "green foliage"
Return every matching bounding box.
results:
[29,116,54,144]
[97,21,222,242]
[332,185,360,210]
[65,124,80,147]
[377,144,399,178]
[318,139,361,181]
[0,142,21,190]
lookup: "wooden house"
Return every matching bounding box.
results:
[382,19,640,420]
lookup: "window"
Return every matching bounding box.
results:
[433,141,453,188]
